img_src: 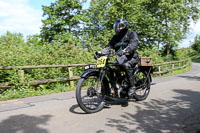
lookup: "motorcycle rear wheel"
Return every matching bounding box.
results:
[134,70,151,101]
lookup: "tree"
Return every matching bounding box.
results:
[191,35,200,53]
[40,0,85,43]
[83,0,200,53]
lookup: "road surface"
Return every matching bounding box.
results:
[0,63,200,133]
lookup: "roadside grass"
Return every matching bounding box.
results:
[0,83,76,101]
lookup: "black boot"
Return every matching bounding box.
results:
[125,69,136,97]
[128,86,136,97]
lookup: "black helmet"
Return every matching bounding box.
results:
[113,18,129,34]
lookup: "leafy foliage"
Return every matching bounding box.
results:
[138,47,163,64]
[1,0,198,100]
[190,35,200,62]
[0,32,95,87]
[40,0,200,54]
[191,35,200,53]
[82,0,200,55]
[41,0,86,42]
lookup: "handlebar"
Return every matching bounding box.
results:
[87,43,115,59]
[95,50,115,59]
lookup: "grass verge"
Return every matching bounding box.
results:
[0,83,76,101]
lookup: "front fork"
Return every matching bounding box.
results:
[95,68,106,96]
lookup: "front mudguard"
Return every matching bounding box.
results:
[80,69,99,78]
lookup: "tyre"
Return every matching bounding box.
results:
[76,73,107,113]
[134,70,151,101]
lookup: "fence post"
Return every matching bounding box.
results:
[185,60,188,68]
[68,67,74,87]
[158,66,161,76]
[172,64,175,71]
[18,70,25,84]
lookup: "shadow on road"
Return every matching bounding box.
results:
[0,114,52,133]
[105,89,200,133]
[69,104,87,114]
[178,76,200,81]
[69,99,130,115]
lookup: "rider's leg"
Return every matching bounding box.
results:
[123,58,138,97]
[107,68,115,87]
[124,64,136,96]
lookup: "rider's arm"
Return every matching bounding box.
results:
[105,35,118,49]
[124,31,139,53]
[98,35,117,55]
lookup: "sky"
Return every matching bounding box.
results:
[0,0,56,37]
[180,21,200,48]
[0,0,199,48]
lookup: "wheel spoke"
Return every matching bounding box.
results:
[135,71,150,98]
[78,75,105,111]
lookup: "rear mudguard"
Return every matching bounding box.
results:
[134,66,153,82]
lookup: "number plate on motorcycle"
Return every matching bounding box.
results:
[96,56,107,68]
[84,64,97,70]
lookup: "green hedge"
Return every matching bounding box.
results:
[0,33,95,87]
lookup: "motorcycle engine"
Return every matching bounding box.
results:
[117,77,129,98]
[121,77,129,89]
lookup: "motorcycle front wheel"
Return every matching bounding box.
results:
[76,73,107,114]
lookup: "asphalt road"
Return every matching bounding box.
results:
[0,63,200,133]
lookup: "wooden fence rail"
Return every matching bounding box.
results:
[0,59,189,89]
[153,59,188,75]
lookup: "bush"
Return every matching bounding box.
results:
[138,47,163,64]
[0,32,95,88]
[175,48,191,60]
[191,35,200,54]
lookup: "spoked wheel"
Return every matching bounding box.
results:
[134,70,151,101]
[76,73,107,114]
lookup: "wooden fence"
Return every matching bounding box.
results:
[153,59,188,75]
[0,59,189,89]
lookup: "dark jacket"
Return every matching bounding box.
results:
[106,29,139,59]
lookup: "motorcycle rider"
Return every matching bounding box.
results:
[105,18,139,97]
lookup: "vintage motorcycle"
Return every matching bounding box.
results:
[76,46,153,113]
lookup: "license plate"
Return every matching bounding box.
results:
[84,64,97,70]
